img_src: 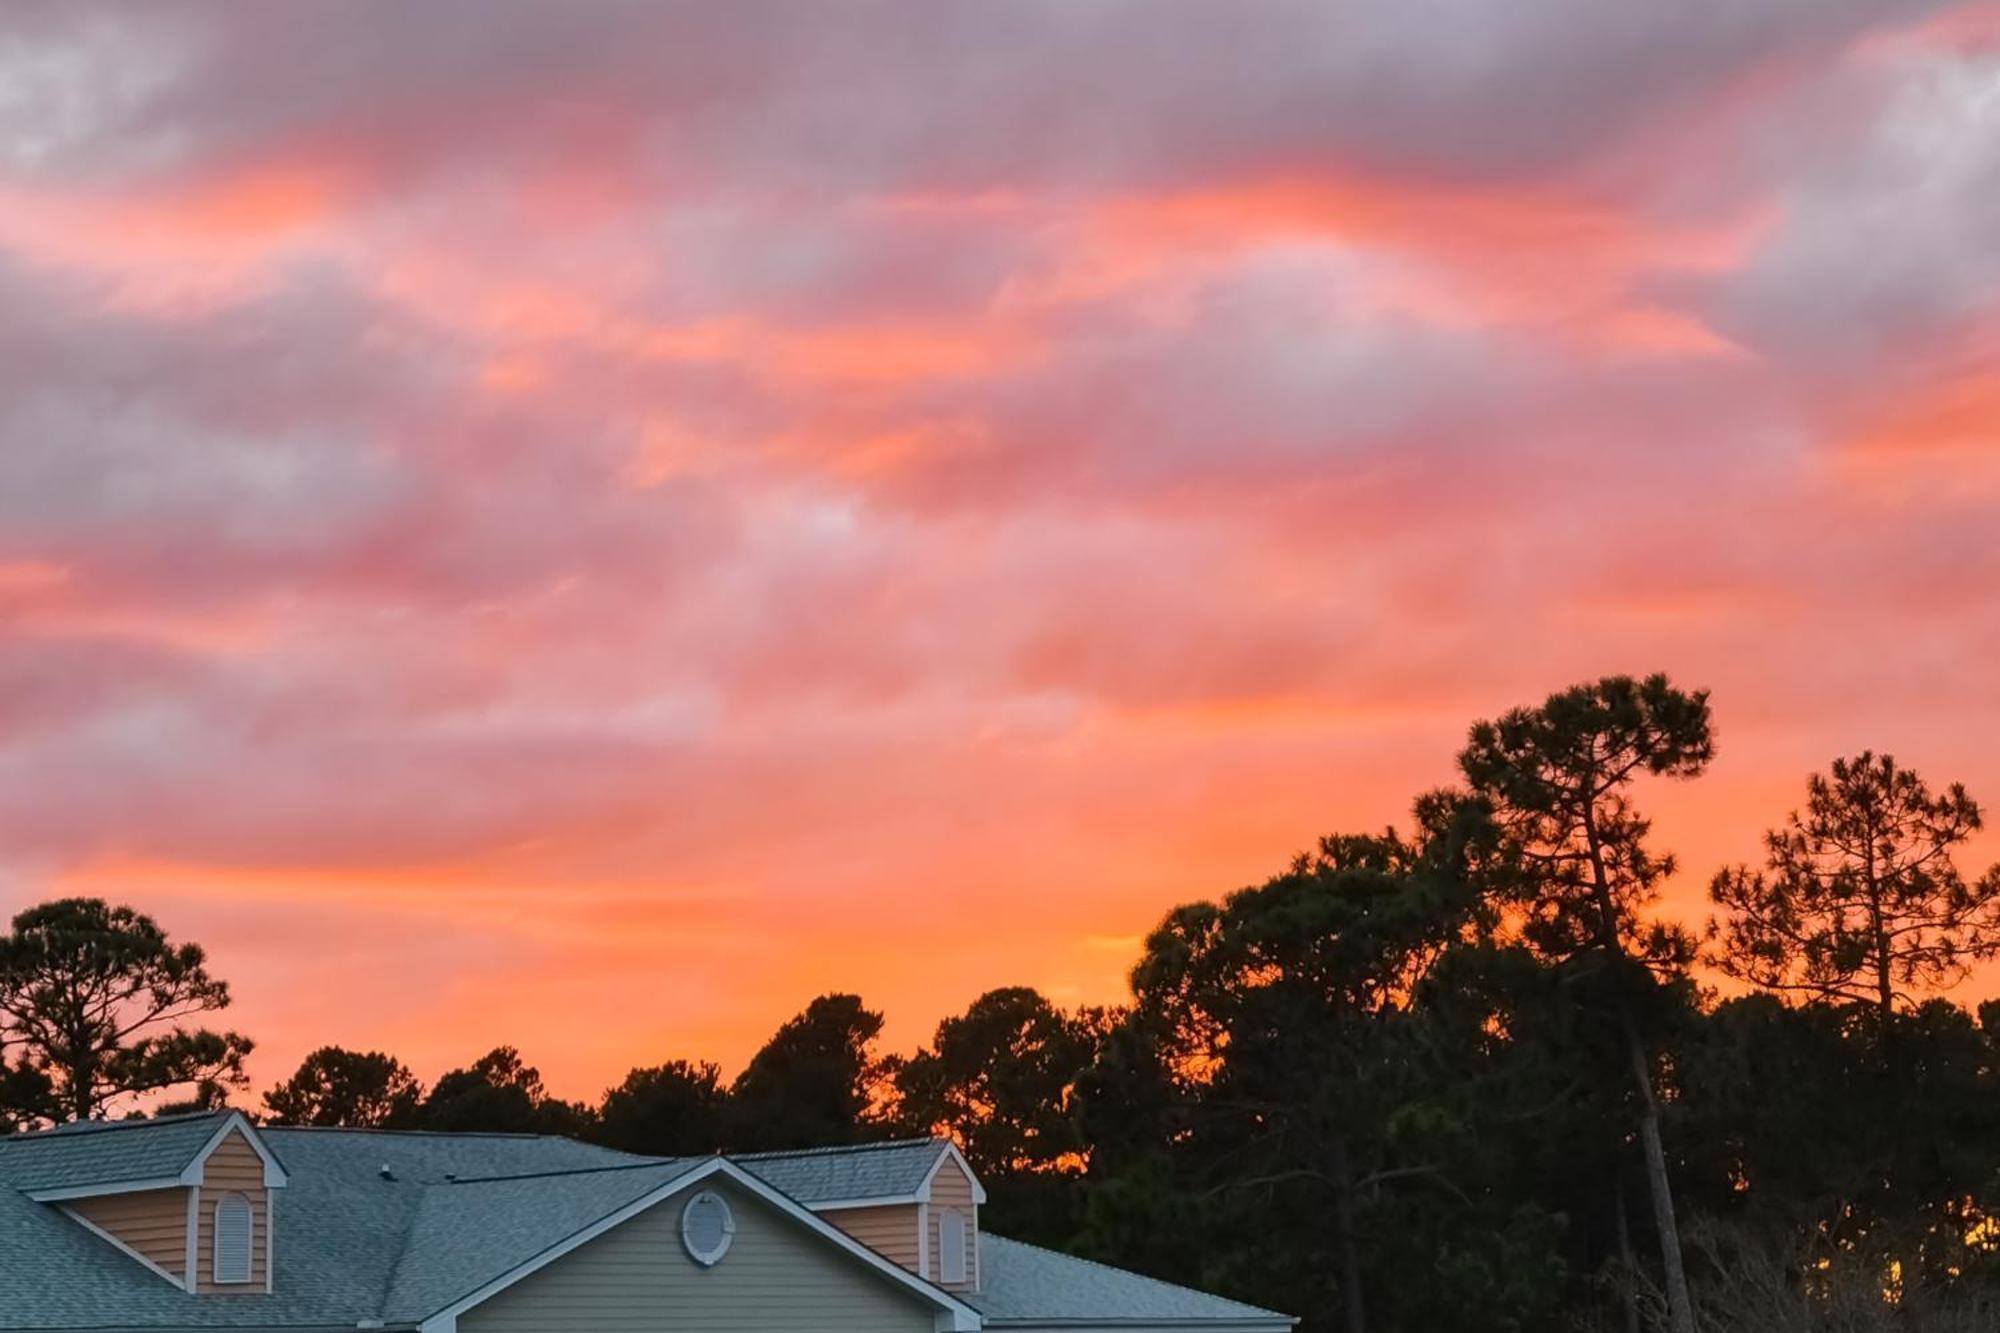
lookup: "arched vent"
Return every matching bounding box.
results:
[213,1193,254,1285]
[938,1208,968,1285]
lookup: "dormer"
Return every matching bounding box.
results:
[11,1110,287,1294]
[745,1139,988,1293]
[918,1143,982,1292]
[188,1116,284,1291]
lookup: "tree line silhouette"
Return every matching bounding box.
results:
[4,674,1999,1332]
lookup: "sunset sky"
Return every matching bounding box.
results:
[1,1,1997,1101]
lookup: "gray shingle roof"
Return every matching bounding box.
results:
[733,1137,948,1203]
[0,1180,207,1327]
[254,1125,657,1327]
[970,1234,1295,1328]
[0,1111,236,1193]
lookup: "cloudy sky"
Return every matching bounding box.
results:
[1,1,1996,1098]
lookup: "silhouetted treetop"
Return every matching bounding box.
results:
[265,1046,423,1128]
[0,897,253,1125]
[1458,673,1713,970]
[728,993,890,1151]
[894,987,1104,1179]
[594,1059,727,1156]
[421,1045,589,1136]
[1708,752,2000,1019]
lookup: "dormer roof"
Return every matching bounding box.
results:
[735,1137,987,1208]
[0,1110,286,1201]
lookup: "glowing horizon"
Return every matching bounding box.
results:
[1,2,1996,1102]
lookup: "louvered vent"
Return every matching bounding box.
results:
[213,1193,253,1284]
[680,1189,736,1266]
[938,1208,968,1284]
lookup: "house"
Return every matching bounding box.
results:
[0,1109,1293,1332]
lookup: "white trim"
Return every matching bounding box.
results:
[918,1200,931,1278]
[184,1186,200,1292]
[59,1205,184,1286]
[265,1186,276,1293]
[179,1111,289,1189]
[980,1324,1294,1332]
[26,1176,184,1202]
[809,1191,924,1211]
[415,1157,982,1333]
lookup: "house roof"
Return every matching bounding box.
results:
[0,1114,1287,1331]
[970,1234,1294,1329]
[732,1136,955,1204]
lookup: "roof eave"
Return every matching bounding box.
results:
[24,1176,186,1202]
[980,1312,1296,1320]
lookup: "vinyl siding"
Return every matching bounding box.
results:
[927,1159,979,1292]
[69,1187,188,1280]
[195,1129,269,1293]
[460,1180,941,1333]
[820,1202,922,1271]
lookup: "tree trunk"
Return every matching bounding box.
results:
[1581,802,1696,1333]
[1615,1180,1641,1333]
[1328,1130,1367,1333]
[1866,842,1894,1025]
[1624,1010,1695,1333]
[68,1043,96,1123]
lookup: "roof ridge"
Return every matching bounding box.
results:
[261,1124,577,1141]
[0,1109,229,1143]
[441,1158,698,1185]
[729,1137,943,1161]
[373,1163,440,1323]
[982,1232,1290,1318]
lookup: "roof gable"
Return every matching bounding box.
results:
[409,1157,981,1331]
[917,1140,988,1207]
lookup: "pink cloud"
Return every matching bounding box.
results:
[0,1,1994,1096]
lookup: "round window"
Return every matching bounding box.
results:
[680,1190,736,1266]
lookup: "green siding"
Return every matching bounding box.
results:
[459,1180,942,1332]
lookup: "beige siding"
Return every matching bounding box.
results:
[821,1202,922,1270]
[195,1128,269,1293]
[927,1158,979,1292]
[461,1180,939,1333]
[70,1187,189,1280]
